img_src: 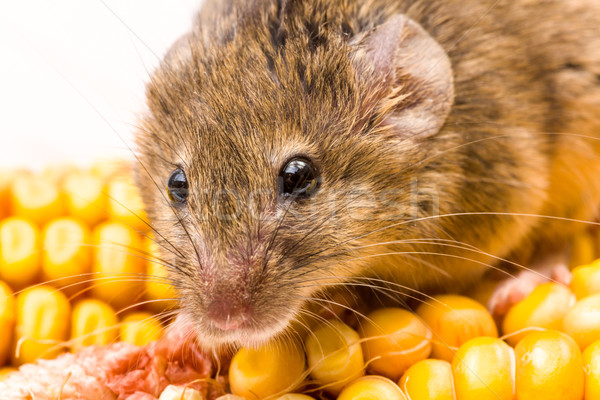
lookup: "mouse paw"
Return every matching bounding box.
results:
[487,264,571,318]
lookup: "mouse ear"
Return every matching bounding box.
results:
[352,14,454,139]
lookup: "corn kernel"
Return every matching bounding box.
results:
[337,375,407,400]
[275,394,315,400]
[0,217,41,289]
[562,293,600,350]
[0,169,12,220]
[416,294,497,361]
[144,237,177,312]
[13,285,70,364]
[42,164,77,186]
[571,260,600,299]
[92,221,144,309]
[70,299,118,351]
[62,170,107,227]
[399,359,453,400]
[570,233,597,269]
[452,337,515,400]
[119,312,163,346]
[229,340,306,399]
[42,217,91,294]
[107,176,149,232]
[215,396,247,400]
[158,384,203,400]
[0,281,16,366]
[583,339,600,400]
[10,174,63,226]
[304,320,364,395]
[502,282,575,345]
[514,329,584,400]
[0,367,16,381]
[358,308,432,380]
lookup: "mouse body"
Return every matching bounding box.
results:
[134,0,600,347]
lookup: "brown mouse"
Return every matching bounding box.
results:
[134,0,600,348]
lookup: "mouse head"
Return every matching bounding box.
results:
[135,0,454,347]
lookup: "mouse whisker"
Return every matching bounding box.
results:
[293,211,599,271]
[103,190,186,257]
[127,123,191,170]
[261,187,307,272]
[7,274,172,301]
[296,295,376,327]
[130,144,206,272]
[294,250,514,285]
[297,281,421,307]
[289,240,454,279]
[287,236,477,278]
[289,236,518,279]
[278,188,371,261]
[291,307,350,352]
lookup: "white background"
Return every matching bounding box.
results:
[0,0,202,170]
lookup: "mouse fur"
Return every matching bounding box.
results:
[135,0,600,347]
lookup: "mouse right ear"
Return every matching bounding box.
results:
[351,14,454,140]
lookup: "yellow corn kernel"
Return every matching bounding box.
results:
[10,174,64,226]
[42,217,91,294]
[571,260,600,299]
[0,217,41,289]
[275,395,315,400]
[229,340,306,399]
[416,294,497,361]
[42,163,77,186]
[119,312,163,346]
[158,384,203,400]
[562,293,600,350]
[13,286,70,365]
[358,308,432,380]
[304,320,364,395]
[70,299,118,351]
[583,339,600,400]
[0,281,16,366]
[514,329,584,400]
[107,176,149,232]
[62,170,107,227]
[144,237,177,312]
[0,169,12,220]
[502,282,575,345]
[452,337,515,400]
[399,359,454,400]
[0,367,17,381]
[337,376,407,400]
[570,233,597,269]
[92,221,144,309]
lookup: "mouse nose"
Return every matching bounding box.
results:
[206,297,253,331]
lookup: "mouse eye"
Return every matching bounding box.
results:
[279,157,319,198]
[167,168,189,204]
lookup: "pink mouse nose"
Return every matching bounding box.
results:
[206,297,252,331]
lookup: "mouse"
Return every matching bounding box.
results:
[133,0,600,348]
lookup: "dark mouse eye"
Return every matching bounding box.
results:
[167,168,188,204]
[279,157,319,198]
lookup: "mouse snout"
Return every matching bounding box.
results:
[206,295,253,331]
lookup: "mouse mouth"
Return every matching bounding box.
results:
[198,311,296,347]
[180,295,301,348]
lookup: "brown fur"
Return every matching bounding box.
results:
[135,0,600,347]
